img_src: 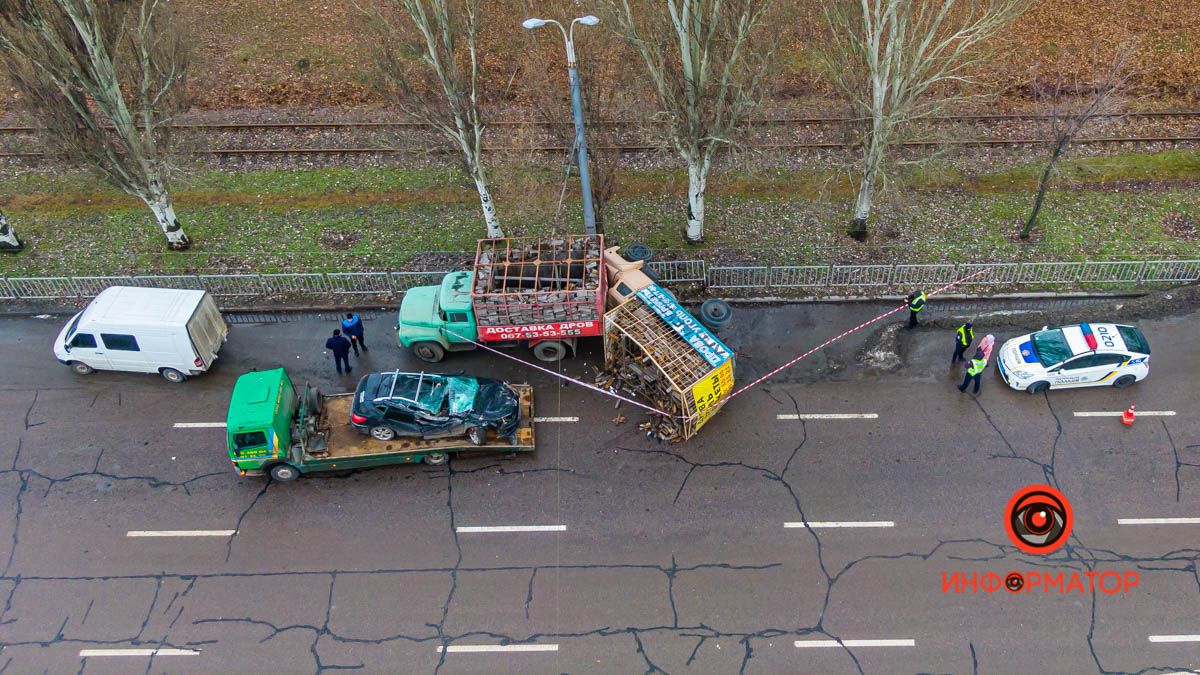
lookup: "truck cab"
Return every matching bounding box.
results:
[226,367,300,477]
[397,271,479,363]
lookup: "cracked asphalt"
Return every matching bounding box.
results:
[0,299,1197,674]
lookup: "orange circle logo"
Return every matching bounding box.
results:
[1005,485,1073,555]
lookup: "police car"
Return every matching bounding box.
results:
[997,322,1150,393]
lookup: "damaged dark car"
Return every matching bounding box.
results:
[350,371,522,445]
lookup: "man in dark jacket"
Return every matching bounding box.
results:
[907,290,927,329]
[342,312,367,355]
[952,321,974,364]
[326,329,352,375]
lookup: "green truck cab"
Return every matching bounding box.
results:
[397,271,479,363]
[225,367,536,481]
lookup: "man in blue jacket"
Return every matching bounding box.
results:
[326,329,352,375]
[342,312,367,355]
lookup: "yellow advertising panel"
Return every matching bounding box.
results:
[691,359,735,430]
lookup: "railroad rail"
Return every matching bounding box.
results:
[1,110,1199,134]
[2,136,1199,159]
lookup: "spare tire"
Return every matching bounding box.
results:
[624,243,653,263]
[698,298,733,331]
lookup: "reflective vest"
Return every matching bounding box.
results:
[956,324,974,347]
[968,357,987,376]
[909,292,927,312]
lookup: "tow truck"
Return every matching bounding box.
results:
[225,367,535,480]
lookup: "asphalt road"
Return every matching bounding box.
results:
[0,300,1197,674]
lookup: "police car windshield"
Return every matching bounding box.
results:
[1031,329,1072,365]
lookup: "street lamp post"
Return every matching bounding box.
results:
[523,15,599,235]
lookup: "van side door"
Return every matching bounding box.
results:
[66,331,110,370]
[99,333,153,373]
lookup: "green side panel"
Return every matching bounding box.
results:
[299,452,427,473]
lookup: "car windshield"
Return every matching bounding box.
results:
[1031,329,1073,365]
[1117,325,1150,354]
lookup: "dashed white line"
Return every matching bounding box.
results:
[173,422,226,428]
[455,525,567,533]
[1073,411,1175,417]
[785,521,895,529]
[777,413,879,420]
[1118,518,1200,525]
[437,644,559,653]
[533,416,579,423]
[1148,635,1200,643]
[126,530,237,537]
[79,648,199,657]
[794,639,915,648]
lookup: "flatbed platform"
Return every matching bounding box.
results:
[307,384,536,461]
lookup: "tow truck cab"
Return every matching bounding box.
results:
[225,368,299,475]
[396,271,478,353]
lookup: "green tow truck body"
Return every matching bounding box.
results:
[225,367,536,481]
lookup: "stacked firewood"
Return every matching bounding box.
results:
[473,236,603,327]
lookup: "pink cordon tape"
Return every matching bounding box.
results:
[725,267,993,401]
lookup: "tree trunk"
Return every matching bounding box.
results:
[850,164,876,241]
[470,163,503,239]
[0,210,23,253]
[1020,143,1064,240]
[685,155,709,243]
[144,192,191,250]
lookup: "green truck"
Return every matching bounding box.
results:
[225,368,536,480]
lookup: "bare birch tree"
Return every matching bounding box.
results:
[0,210,22,252]
[1020,46,1135,240]
[604,0,782,243]
[0,0,191,249]
[820,0,1031,240]
[358,0,502,238]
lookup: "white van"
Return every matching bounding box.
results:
[53,286,229,382]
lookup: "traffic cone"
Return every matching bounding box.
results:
[1121,405,1136,427]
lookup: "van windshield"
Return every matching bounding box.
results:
[65,312,83,341]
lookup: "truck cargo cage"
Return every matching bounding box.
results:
[602,293,735,441]
[472,235,606,334]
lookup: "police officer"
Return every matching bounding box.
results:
[906,289,927,329]
[952,321,974,364]
[342,312,367,355]
[958,348,986,394]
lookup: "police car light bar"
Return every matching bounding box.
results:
[1080,322,1099,351]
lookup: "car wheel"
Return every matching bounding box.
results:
[269,463,300,481]
[1112,374,1136,389]
[1026,381,1050,394]
[160,368,186,383]
[423,451,449,465]
[370,426,396,441]
[532,341,567,362]
[466,426,487,446]
[69,361,94,376]
[411,341,445,363]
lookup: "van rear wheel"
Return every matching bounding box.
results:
[69,361,94,376]
[160,368,186,383]
[269,463,300,481]
[411,341,445,363]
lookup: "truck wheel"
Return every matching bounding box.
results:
[1112,375,1136,389]
[269,463,300,481]
[698,299,733,332]
[370,426,396,441]
[532,341,567,362]
[160,368,186,383]
[411,341,445,363]
[69,361,94,376]
[306,387,323,416]
[1027,381,1050,394]
[423,451,449,465]
[466,426,486,446]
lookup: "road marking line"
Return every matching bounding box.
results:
[785,521,895,529]
[795,639,915,648]
[534,416,579,423]
[79,649,199,657]
[1073,411,1175,417]
[1118,518,1200,525]
[437,644,559,653]
[456,525,567,533]
[126,530,237,537]
[1149,635,1200,643]
[173,422,226,428]
[777,413,879,420]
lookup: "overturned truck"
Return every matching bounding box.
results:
[599,249,735,441]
